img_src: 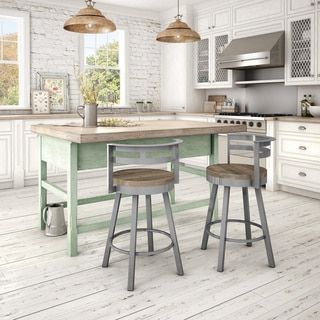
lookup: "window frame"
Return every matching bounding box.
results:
[0,8,30,110]
[80,28,128,107]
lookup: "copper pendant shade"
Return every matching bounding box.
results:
[64,0,116,34]
[156,0,200,43]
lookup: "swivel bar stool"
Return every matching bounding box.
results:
[201,133,276,272]
[102,139,184,291]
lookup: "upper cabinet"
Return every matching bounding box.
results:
[196,9,231,34]
[286,13,317,84]
[287,0,317,15]
[194,31,232,89]
[233,0,285,27]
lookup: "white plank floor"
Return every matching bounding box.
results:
[1,171,320,320]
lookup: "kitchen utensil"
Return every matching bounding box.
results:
[43,203,67,237]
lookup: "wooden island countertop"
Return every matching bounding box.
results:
[31,120,246,144]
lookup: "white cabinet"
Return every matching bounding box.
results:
[195,31,232,89]
[196,9,231,33]
[287,0,317,15]
[233,0,285,27]
[277,120,320,194]
[286,13,317,85]
[0,121,13,186]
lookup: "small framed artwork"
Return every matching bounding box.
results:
[32,90,50,114]
[37,72,70,113]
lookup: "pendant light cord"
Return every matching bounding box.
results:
[175,0,183,20]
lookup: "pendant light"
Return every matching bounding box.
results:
[64,0,116,34]
[156,0,200,43]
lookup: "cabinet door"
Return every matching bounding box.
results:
[212,9,231,30]
[195,34,212,88]
[196,13,211,33]
[317,11,320,80]
[0,134,12,182]
[287,0,316,15]
[286,13,316,84]
[212,32,232,87]
[233,0,285,27]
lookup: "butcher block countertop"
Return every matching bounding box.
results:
[276,116,320,123]
[31,120,246,144]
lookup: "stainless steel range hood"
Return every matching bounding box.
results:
[218,31,285,70]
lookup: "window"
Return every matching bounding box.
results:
[83,30,127,106]
[0,9,29,109]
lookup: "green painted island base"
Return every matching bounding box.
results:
[39,134,219,257]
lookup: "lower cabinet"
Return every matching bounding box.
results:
[277,120,320,195]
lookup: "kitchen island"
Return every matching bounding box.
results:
[32,120,246,256]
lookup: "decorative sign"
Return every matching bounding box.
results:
[37,72,70,113]
[32,90,50,114]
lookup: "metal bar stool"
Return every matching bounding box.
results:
[201,133,276,272]
[102,139,184,291]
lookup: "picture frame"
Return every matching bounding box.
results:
[32,90,50,114]
[36,72,70,113]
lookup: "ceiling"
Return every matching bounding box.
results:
[97,0,206,12]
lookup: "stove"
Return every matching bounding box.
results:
[215,113,293,133]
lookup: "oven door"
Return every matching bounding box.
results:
[218,134,266,168]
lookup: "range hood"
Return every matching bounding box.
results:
[218,31,285,70]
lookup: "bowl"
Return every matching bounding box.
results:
[309,106,320,117]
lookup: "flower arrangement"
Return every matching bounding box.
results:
[74,66,98,105]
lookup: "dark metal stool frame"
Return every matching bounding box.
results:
[201,133,276,272]
[102,139,184,291]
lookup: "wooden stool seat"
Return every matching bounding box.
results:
[113,169,174,188]
[206,164,267,187]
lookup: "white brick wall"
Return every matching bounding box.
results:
[0,0,161,111]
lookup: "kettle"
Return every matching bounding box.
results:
[43,203,67,237]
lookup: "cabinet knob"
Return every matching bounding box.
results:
[311,1,315,5]
[298,172,307,177]
[298,126,306,130]
[299,146,307,150]
[311,74,315,77]
[208,26,211,29]
[212,25,215,29]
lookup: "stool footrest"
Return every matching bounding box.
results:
[206,219,265,244]
[111,228,174,256]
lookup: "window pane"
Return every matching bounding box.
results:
[108,50,119,67]
[3,41,18,60]
[0,63,19,106]
[96,34,108,47]
[84,47,95,66]
[85,68,120,105]
[83,34,95,48]
[1,19,18,37]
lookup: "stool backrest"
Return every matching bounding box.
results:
[107,139,183,193]
[227,133,275,187]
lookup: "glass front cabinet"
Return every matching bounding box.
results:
[286,13,317,85]
[194,31,233,89]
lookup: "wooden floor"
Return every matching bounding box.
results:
[1,171,320,320]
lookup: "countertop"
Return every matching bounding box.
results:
[275,116,320,123]
[31,120,246,144]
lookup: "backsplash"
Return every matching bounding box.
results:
[0,0,161,111]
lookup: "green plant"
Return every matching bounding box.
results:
[75,67,99,104]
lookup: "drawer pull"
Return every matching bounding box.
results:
[298,126,306,130]
[299,146,307,150]
[298,172,307,177]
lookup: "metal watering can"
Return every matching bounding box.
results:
[77,104,98,128]
[43,203,67,237]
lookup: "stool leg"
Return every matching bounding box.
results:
[128,195,139,291]
[145,195,154,253]
[217,186,230,272]
[163,192,184,276]
[102,192,122,267]
[201,184,218,250]
[242,187,252,247]
[255,188,275,268]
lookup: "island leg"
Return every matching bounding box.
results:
[39,136,47,230]
[67,143,78,257]
[210,134,219,220]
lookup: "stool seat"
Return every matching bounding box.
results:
[113,169,174,188]
[206,164,267,187]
